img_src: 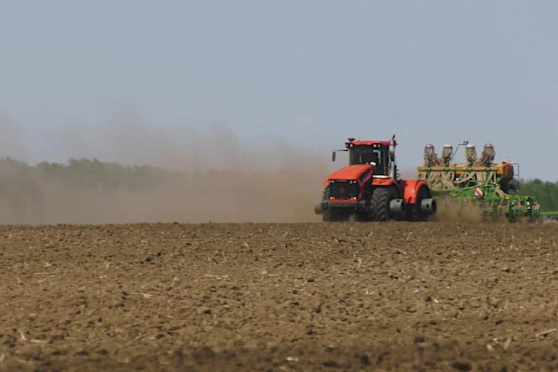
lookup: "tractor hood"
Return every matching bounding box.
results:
[324,164,373,185]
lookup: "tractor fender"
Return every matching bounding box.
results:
[372,178,401,199]
[400,180,430,205]
[371,177,397,187]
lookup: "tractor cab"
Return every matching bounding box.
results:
[333,137,397,178]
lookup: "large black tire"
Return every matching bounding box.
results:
[371,188,391,221]
[407,186,430,221]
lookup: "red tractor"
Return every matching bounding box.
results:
[315,136,436,222]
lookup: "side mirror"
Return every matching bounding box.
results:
[332,152,336,162]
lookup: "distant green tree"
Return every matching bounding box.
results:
[520,179,558,211]
[0,157,171,224]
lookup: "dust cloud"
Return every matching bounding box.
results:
[0,110,329,224]
[433,196,485,223]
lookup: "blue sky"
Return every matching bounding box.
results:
[1,1,557,179]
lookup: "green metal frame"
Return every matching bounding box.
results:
[419,166,542,222]
[432,185,540,222]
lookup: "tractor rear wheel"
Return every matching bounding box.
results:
[408,186,430,221]
[371,188,391,221]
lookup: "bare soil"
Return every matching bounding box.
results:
[1,222,558,371]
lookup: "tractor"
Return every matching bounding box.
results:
[315,136,436,222]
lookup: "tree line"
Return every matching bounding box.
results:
[520,179,558,212]
[0,158,166,223]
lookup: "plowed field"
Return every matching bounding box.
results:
[1,222,558,371]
